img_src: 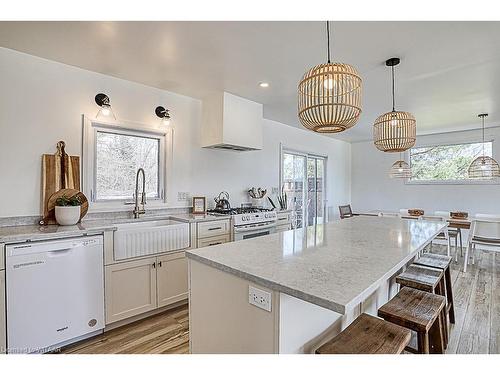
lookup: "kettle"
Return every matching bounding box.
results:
[214,191,231,211]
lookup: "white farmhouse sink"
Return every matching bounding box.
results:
[113,219,190,260]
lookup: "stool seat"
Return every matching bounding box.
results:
[414,253,456,325]
[378,287,446,332]
[378,287,446,354]
[315,313,411,354]
[414,254,452,270]
[396,264,442,292]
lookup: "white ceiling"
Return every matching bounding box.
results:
[0,21,499,142]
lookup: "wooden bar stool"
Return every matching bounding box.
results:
[315,313,411,354]
[412,254,455,324]
[395,264,449,347]
[378,287,446,354]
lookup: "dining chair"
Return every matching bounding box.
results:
[418,215,454,259]
[339,204,354,219]
[464,218,500,272]
[435,211,463,257]
[378,212,402,218]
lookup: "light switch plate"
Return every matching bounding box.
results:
[248,285,272,312]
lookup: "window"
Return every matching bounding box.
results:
[409,141,493,182]
[83,119,169,205]
[95,131,160,200]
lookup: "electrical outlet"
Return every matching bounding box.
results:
[248,285,272,312]
[177,192,189,201]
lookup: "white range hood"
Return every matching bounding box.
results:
[201,92,263,151]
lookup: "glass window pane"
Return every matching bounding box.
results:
[410,142,493,181]
[96,131,159,200]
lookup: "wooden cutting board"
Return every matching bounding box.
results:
[40,189,88,226]
[41,141,81,224]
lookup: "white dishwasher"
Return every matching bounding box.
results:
[6,235,105,353]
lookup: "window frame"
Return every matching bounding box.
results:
[83,116,173,211]
[279,144,328,228]
[406,139,499,185]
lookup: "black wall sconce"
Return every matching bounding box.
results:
[155,106,171,126]
[95,93,116,120]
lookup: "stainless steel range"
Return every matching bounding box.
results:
[207,207,277,241]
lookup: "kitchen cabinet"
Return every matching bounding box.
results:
[197,234,231,248]
[105,258,157,324]
[1,270,5,354]
[157,252,188,307]
[276,212,292,233]
[105,251,190,324]
[197,219,230,239]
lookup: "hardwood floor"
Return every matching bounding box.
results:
[58,245,499,354]
[437,244,499,354]
[59,304,189,354]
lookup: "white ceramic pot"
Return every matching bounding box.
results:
[251,197,264,207]
[55,205,81,226]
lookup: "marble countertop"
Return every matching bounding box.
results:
[0,220,117,243]
[168,213,230,223]
[0,212,230,243]
[186,216,446,314]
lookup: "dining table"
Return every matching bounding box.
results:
[355,211,471,230]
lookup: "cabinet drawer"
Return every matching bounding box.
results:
[197,234,231,248]
[197,220,230,239]
[276,224,291,233]
[277,212,291,225]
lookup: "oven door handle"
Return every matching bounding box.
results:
[234,222,277,233]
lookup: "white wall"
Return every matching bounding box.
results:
[351,127,500,215]
[0,47,351,218]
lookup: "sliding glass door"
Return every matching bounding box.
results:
[282,150,326,229]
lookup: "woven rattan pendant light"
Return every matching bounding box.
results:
[373,58,416,152]
[389,153,412,179]
[298,21,362,133]
[468,113,500,179]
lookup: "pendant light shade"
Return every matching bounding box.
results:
[468,113,500,179]
[389,154,412,179]
[373,58,416,152]
[298,22,362,133]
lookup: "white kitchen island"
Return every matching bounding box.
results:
[186,216,446,354]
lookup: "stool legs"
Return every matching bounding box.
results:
[445,267,456,324]
[429,314,445,354]
[417,332,429,354]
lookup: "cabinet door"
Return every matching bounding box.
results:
[0,270,5,354]
[105,257,157,324]
[157,252,188,308]
[197,234,231,249]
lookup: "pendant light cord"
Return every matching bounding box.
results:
[391,65,396,112]
[326,21,331,63]
[482,116,485,156]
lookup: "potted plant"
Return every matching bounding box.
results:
[55,195,81,225]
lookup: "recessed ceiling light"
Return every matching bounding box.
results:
[259,82,270,88]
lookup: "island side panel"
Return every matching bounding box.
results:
[188,259,279,353]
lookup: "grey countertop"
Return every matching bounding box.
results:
[0,212,228,243]
[186,216,446,314]
[0,220,117,243]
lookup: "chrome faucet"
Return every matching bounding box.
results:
[133,168,146,218]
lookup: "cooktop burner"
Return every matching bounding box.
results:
[207,207,273,216]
